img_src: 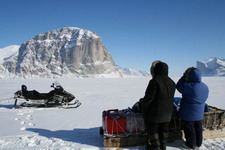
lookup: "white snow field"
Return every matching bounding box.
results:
[0,77,225,150]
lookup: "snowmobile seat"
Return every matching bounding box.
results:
[21,85,54,100]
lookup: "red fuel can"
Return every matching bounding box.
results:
[102,109,126,134]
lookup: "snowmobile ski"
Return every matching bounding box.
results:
[60,100,82,109]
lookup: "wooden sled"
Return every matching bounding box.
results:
[103,106,225,148]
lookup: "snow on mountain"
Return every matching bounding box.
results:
[0,45,20,64]
[0,27,148,79]
[197,57,225,76]
[117,66,149,77]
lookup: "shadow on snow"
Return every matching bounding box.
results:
[26,127,104,147]
[0,104,15,109]
[26,128,178,149]
[24,127,180,149]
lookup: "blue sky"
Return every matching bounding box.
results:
[1,0,225,76]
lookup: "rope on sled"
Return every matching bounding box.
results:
[114,119,128,136]
[131,112,139,134]
[127,111,137,135]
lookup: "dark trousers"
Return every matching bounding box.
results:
[182,120,203,148]
[146,122,169,150]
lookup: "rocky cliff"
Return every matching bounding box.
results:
[2,27,121,78]
[0,27,149,78]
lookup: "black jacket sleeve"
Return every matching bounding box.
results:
[176,75,186,93]
[141,79,157,114]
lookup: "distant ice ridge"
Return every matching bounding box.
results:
[197,57,225,76]
[117,66,149,77]
[0,27,149,79]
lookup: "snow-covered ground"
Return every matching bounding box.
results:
[0,77,225,150]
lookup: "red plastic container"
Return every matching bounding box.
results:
[102,109,126,134]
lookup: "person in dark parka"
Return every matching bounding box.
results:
[177,67,209,149]
[140,61,176,150]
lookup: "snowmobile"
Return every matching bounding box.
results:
[14,82,81,108]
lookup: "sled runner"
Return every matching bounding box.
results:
[14,82,81,108]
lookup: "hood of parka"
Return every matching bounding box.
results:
[188,69,202,82]
[154,62,169,76]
